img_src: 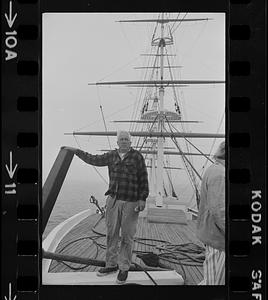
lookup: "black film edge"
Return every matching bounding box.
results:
[1,1,266,300]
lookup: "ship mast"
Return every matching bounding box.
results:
[66,14,225,208]
[156,13,166,206]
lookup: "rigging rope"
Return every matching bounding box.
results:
[131,45,160,148]
[164,115,202,182]
[73,134,82,150]
[171,13,188,35]
[170,123,214,164]
[49,209,205,285]
[72,133,108,185]
[132,35,158,128]
[92,168,108,185]
[119,21,136,54]
[200,111,225,176]
[97,56,140,83]
[164,46,198,174]
[180,17,209,62]
[99,106,112,150]
[136,114,159,165]
[162,51,200,202]
[129,51,151,137]
[169,13,180,33]
[164,162,178,198]
[96,85,112,151]
[163,117,201,206]
[73,135,108,187]
[172,136,202,181]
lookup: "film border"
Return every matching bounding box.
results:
[1,0,266,300]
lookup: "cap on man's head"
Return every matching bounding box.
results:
[117,130,131,141]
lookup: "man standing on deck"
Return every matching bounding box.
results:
[196,141,225,285]
[62,131,149,284]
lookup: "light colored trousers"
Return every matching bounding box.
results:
[105,196,139,271]
[199,245,225,285]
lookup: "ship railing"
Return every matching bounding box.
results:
[42,148,74,233]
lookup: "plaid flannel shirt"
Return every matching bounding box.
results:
[75,148,149,202]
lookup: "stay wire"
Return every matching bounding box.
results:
[130,31,155,132]
[72,136,108,185]
[96,86,112,150]
[201,111,225,175]
[137,113,159,153]
[164,115,202,184]
[171,13,188,35]
[170,123,214,164]
[73,134,82,150]
[165,46,195,168]
[97,55,140,82]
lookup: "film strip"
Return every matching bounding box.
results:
[1,0,266,299]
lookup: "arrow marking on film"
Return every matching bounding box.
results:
[5,152,18,179]
[4,1,17,28]
[4,283,17,300]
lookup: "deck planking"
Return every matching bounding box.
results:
[48,213,204,285]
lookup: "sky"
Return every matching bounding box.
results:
[42,12,225,203]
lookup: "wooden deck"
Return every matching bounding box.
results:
[48,213,204,285]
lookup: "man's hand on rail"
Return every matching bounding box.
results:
[61,146,78,153]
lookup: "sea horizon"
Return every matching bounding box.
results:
[43,179,195,240]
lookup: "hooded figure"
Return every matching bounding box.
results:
[196,141,225,285]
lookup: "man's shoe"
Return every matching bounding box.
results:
[96,266,118,277]
[116,270,128,284]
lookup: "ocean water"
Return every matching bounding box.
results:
[43,180,107,240]
[43,179,194,240]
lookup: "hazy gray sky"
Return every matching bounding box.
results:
[42,12,225,201]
